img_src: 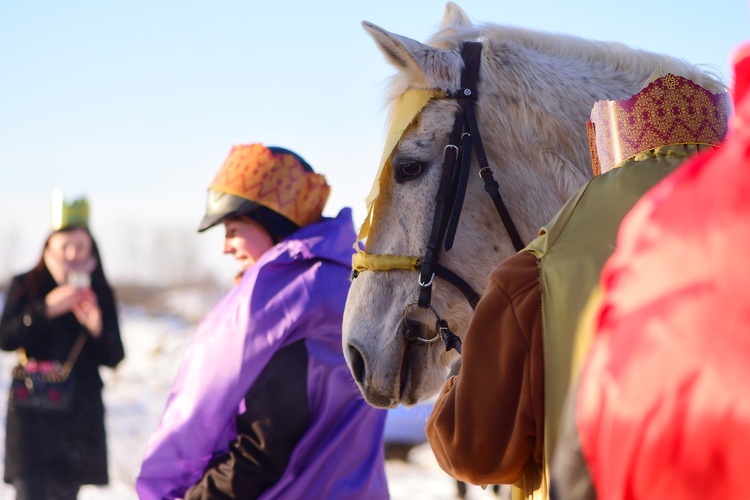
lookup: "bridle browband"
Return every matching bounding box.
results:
[353,41,525,354]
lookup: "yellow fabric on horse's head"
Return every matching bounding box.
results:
[352,251,419,274]
[357,89,441,244]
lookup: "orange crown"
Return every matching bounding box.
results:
[587,74,731,175]
[208,143,330,227]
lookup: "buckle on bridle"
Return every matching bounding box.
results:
[443,143,459,164]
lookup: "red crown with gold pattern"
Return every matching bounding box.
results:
[208,143,330,227]
[587,74,731,175]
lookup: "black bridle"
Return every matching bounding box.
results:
[414,41,525,354]
[353,41,525,355]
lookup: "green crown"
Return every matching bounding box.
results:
[51,189,89,230]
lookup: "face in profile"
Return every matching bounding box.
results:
[46,228,93,267]
[222,216,274,271]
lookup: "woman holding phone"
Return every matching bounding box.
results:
[0,192,124,500]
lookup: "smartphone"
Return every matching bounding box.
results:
[67,271,91,289]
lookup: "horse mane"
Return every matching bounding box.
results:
[431,23,725,91]
[380,22,725,106]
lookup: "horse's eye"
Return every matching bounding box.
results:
[396,161,423,182]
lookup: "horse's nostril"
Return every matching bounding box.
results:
[347,344,367,386]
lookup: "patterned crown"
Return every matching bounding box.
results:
[51,189,89,230]
[587,73,731,175]
[208,143,330,227]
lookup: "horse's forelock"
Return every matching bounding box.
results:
[380,59,462,134]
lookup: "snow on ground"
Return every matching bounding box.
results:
[0,293,508,499]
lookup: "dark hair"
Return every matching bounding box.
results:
[13,226,111,303]
[248,206,300,244]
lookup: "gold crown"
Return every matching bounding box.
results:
[51,189,89,231]
[587,73,731,175]
[208,144,330,227]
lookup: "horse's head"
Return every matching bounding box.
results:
[344,2,725,408]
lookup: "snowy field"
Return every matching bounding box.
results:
[0,290,507,499]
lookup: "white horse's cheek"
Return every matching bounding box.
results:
[342,271,412,395]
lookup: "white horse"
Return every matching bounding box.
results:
[343,2,725,408]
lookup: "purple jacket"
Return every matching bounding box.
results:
[136,209,388,499]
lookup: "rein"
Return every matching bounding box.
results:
[353,41,525,354]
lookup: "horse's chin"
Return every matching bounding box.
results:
[351,339,428,409]
[381,339,446,408]
[397,341,423,406]
[355,340,417,409]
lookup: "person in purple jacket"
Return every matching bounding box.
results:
[136,143,389,499]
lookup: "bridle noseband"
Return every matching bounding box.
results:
[353,41,525,354]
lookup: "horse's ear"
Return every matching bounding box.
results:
[441,2,472,29]
[362,21,441,88]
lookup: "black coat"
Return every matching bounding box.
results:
[0,267,124,485]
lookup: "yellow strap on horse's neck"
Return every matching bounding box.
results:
[357,88,442,244]
[352,249,420,273]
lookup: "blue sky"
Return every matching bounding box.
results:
[1,1,747,282]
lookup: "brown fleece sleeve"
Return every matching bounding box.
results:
[426,252,544,486]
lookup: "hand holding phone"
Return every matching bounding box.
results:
[67,271,91,289]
